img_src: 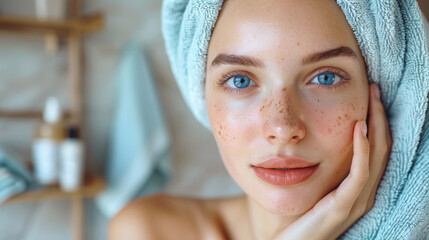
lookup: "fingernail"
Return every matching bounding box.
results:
[361,121,367,136]
[374,84,380,100]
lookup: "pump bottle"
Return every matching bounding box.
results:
[32,97,65,185]
[59,126,84,191]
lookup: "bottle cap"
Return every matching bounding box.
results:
[43,97,62,123]
[67,126,80,139]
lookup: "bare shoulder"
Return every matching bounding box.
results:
[109,194,230,240]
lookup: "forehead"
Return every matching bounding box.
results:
[208,0,359,64]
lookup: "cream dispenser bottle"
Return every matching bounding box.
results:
[32,97,65,185]
[59,126,84,191]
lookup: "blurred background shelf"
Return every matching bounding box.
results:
[0,110,72,119]
[4,173,104,204]
[0,12,104,37]
[0,1,104,239]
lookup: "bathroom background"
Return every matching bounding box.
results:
[0,0,428,239]
[0,0,241,239]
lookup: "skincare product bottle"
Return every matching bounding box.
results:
[35,0,68,20]
[32,97,65,185]
[59,126,84,191]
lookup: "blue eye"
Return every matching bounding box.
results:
[310,72,341,85]
[226,75,255,89]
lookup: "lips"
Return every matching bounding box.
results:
[252,157,319,186]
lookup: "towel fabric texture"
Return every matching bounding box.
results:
[0,148,32,203]
[95,43,171,217]
[162,0,429,238]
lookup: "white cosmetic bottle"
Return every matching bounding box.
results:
[59,126,84,191]
[32,97,65,185]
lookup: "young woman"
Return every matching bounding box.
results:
[109,0,428,239]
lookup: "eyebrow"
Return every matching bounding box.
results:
[301,46,358,65]
[209,46,358,69]
[210,53,265,69]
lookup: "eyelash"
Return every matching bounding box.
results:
[216,67,351,93]
[216,70,258,94]
[308,67,352,90]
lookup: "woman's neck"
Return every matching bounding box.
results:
[246,197,302,240]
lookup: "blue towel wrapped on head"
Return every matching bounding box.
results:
[162,0,429,238]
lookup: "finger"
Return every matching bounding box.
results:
[368,83,391,163]
[365,83,392,207]
[333,120,370,211]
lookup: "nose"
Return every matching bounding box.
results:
[262,97,306,145]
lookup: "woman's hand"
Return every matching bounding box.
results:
[273,83,392,240]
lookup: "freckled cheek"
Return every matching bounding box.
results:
[207,103,260,175]
[312,102,367,153]
[208,103,258,149]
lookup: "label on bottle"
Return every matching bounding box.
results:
[32,139,59,185]
[59,140,84,191]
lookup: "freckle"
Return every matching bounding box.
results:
[321,111,324,114]
[317,99,320,103]
[280,110,283,113]
[220,125,223,130]
[338,116,342,120]
[296,42,300,46]
[362,107,365,111]
[218,131,221,136]
[282,88,287,91]
[344,114,349,119]
[233,137,236,140]
[281,57,284,61]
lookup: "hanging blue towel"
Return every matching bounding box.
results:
[0,148,32,203]
[95,43,171,217]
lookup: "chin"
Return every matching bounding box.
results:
[255,187,321,216]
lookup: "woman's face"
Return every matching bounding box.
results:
[205,0,369,215]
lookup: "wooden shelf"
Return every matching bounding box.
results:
[3,174,105,204]
[0,12,104,36]
[0,1,103,239]
[0,110,72,119]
